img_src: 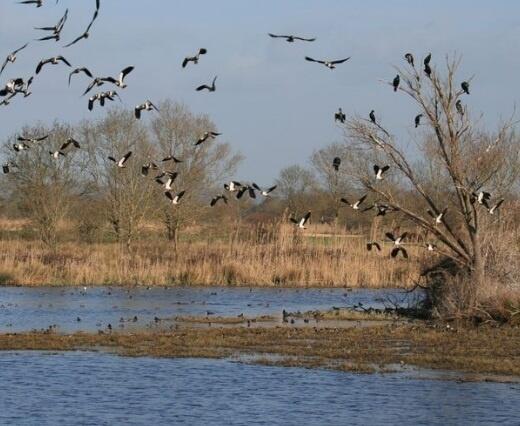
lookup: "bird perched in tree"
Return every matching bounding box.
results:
[334,108,346,123]
[182,48,207,68]
[369,110,376,124]
[404,53,414,67]
[461,81,470,95]
[456,100,464,116]
[392,75,400,92]
[332,157,341,171]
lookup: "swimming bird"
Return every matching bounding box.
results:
[68,67,93,86]
[101,66,134,88]
[304,56,350,69]
[268,33,315,42]
[182,48,207,68]
[0,43,29,75]
[334,108,345,123]
[366,241,381,252]
[369,110,376,124]
[427,207,448,225]
[404,53,414,67]
[224,181,242,192]
[415,114,423,128]
[162,155,182,164]
[165,190,185,205]
[392,75,400,92]
[108,151,132,168]
[134,100,158,119]
[340,194,367,210]
[386,232,408,258]
[455,100,464,116]
[64,9,98,47]
[461,81,470,95]
[196,76,217,92]
[373,164,390,180]
[290,211,311,229]
[35,56,71,74]
[210,194,228,206]
[252,183,277,197]
[332,156,341,171]
[195,131,221,146]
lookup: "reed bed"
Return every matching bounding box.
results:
[0,223,424,287]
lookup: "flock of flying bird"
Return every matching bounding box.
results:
[1,0,506,260]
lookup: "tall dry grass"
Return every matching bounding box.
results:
[0,222,426,287]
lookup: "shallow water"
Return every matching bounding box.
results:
[0,351,518,425]
[0,286,416,332]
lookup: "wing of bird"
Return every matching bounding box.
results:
[57,56,71,66]
[305,56,323,64]
[331,57,350,64]
[385,232,395,241]
[120,66,134,81]
[293,36,316,42]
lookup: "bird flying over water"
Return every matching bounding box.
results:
[268,33,315,42]
[304,56,350,69]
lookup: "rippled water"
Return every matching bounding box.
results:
[0,286,416,332]
[0,351,518,425]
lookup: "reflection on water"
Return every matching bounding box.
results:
[0,286,416,332]
[0,351,518,426]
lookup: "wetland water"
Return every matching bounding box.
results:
[0,351,519,425]
[0,286,415,332]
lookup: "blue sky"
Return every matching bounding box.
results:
[1,0,519,184]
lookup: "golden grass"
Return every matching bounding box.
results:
[0,223,424,287]
[1,323,519,378]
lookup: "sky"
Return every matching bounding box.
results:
[1,0,519,184]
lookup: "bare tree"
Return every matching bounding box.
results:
[149,100,243,246]
[343,54,520,300]
[275,164,317,215]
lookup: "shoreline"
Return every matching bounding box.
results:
[1,319,518,382]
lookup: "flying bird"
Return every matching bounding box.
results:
[195,131,221,146]
[341,194,367,210]
[268,33,315,42]
[472,191,491,206]
[68,67,93,86]
[210,194,228,206]
[165,190,185,205]
[35,8,68,42]
[486,199,504,215]
[224,181,242,192]
[0,78,25,96]
[162,155,182,163]
[334,108,345,123]
[0,43,29,75]
[35,56,71,74]
[414,114,423,128]
[373,165,390,180]
[108,151,132,168]
[366,241,381,252]
[196,76,217,92]
[427,207,448,225]
[134,100,158,119]
[252,183,277,197]
[101,66,134,88]
[182,48,207,68]
[290,211,311,229]
[304,56,350,69]
[332,156,341,171]
[392,75,400,92]
[17,134,48,144]
[18,0,43,7]
[404,53,414,67]
[461,81,470,95]
[386,232,408,259]
[236,185,256,199]
[141,162,159,176]
[64,9,99,47]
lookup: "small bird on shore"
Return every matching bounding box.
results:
[108,151,132,168]
[334,108,345,123]
[196,76,217,92]
[341,194,367,210]
[305,56,350,69]
[290,211,311,229]
[182,48,207,68]
[373,164,390,180]
[269,33,315,42]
